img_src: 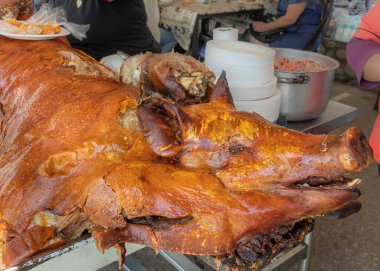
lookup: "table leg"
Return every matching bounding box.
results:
[159,251,203,271]
[190,16,202,58]
[300,231,313,271]
[122,255,148,271]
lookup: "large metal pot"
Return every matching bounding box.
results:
[275,48,339,121]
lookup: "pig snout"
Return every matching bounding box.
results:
[338,127,372,172]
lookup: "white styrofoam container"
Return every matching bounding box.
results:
[205,41,275,86]
[206,61,274,86]
[234,88,282,122]
[230,77,277,101]
[205,40,275,68]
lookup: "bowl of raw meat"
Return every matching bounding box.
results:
[274,48,339,121]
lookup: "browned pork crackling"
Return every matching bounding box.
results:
[0,37,372,270]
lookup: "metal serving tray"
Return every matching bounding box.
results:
[3,235,143,271]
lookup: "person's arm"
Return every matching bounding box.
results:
[346,38,380,89]
[253,2,306,32]
[363,53,380,82]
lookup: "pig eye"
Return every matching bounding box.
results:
[228,142,246,154]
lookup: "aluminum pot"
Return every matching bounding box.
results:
[275,48,339,121]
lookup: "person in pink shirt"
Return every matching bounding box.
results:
[346,0,380,174]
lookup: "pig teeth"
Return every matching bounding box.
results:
[347,178,362,188]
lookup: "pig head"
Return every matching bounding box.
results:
[137,72,372,190]
[90,72,374,264]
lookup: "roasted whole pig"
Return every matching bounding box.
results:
[0,37,372,270]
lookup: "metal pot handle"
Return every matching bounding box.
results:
[277,74,310,84]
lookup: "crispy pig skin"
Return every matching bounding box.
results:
[1,226,55,267]
[0,37,139,267]
[0,38,372,269]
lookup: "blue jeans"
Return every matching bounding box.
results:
[160,28,177,53]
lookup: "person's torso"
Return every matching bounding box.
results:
[354,0,380,44]
[50,0,155,59]
[277,0,324,33]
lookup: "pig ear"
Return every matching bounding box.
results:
[136,97,191,157]
[208,71,235,108]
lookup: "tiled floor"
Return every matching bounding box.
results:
[100,81,380,271]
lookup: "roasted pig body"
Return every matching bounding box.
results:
[0,38,372,270]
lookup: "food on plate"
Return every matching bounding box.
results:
[274,56,327,72]
[0,38,372,270]
[3,18,61,34]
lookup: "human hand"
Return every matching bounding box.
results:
[252,22,270,33]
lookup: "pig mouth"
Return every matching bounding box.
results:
[293,176,362,219]
[294,176,362,193]
[214,176,362,270]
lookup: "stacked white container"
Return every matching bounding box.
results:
[205,40,281,122]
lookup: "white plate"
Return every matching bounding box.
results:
[0,28,70,40]
[207,62,274,87]
[231,77,277,101]
[205,40,275,67]
[234,88,282,122]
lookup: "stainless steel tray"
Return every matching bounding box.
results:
[3,234,145,271]
[3,235,94,271]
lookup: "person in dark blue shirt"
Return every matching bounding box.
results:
[251,0,324,51]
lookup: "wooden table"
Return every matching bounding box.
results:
[159,0,265,57]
